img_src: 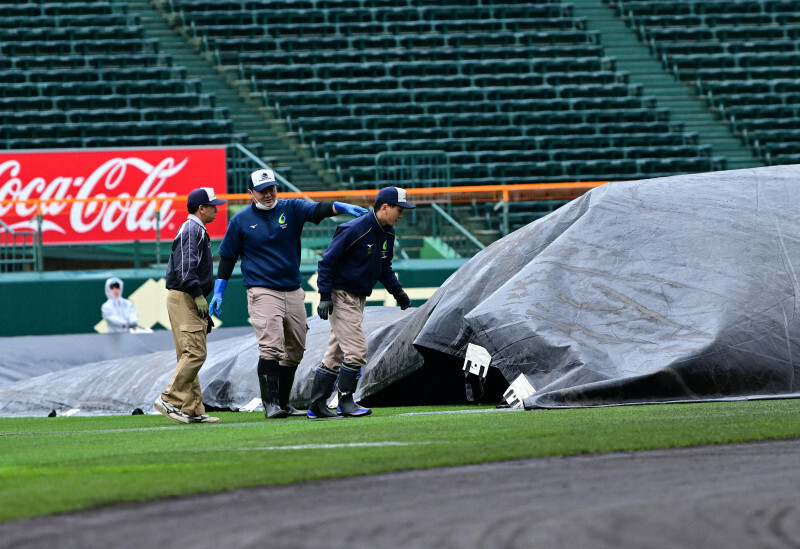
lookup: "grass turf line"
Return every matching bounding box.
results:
[1,399,800,523]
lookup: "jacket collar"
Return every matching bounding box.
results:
[370,209,393,233]
[188,214,207,230]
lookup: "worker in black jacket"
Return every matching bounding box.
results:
[154,187,226,425]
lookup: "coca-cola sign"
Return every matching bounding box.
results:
[0,147,228,244]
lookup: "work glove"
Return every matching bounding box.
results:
[334,201,368,217]
[194,295,209,318]
[206,316,215,335]
[317,293,333,320]
[209,279,227,317]
[395,290,411,310]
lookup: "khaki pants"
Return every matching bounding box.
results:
[247,287,307,367]
[322,288,368,371]
[163,289,208,416]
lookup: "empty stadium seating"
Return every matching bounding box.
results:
[611,0,800,166]
[0,1,238,151]
[167,0,718,186]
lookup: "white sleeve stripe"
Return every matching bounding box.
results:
[175,220,189,283]
[196,230,204,268]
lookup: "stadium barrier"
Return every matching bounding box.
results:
[0,180,608,271]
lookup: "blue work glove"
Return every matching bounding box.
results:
[317,293,332,320]
[209,279,227,317]
[394,290,411,310]
[334,201,368,217]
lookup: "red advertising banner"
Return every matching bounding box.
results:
[0,147,228,244]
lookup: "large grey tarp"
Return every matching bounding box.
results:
[0,308,416,416]
[412,164,800,407]
[0,328,253,385]
[4,165,800,416]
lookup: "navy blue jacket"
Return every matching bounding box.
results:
[165,215,215,297]
[317,211,403,298]
[217,199,319,290]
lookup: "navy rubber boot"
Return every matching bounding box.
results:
[336,363,372,417]
[258,358,288,419]
[307,367,339,419]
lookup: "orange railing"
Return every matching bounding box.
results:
[0,181,610,212]
[246,181,610,205]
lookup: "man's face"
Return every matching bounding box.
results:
[110,286,121,298]
[376,204,405,227]
[251,185,277,209]
[197,204,219,224]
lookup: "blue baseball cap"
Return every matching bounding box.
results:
[187,187,227,210]
[376,186,416,209]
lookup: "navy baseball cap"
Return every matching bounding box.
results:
[187,187,227,210]
[248,169,280,192]
[376,186,416,209]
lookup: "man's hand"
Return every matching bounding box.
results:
[334,201,368,217]
[317,293,333,320]
[209,279,227,317]
[395,290,411,310]
[194,295,209,318]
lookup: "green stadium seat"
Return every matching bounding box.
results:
[619,0,800,165]
[158,0,718,185]
[0,2,236,152]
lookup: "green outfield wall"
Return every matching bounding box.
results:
[0,259,466,337]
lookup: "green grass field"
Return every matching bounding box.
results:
[2,399,800,524]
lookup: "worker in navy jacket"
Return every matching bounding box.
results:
[209,169,367,419]
[311,186,414,418]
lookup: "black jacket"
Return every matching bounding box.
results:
[165,216,215,297]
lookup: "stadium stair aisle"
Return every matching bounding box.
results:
[163,0,731,188]
[128,0,330,191]
[571,0,761,170]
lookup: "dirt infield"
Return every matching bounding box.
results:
[3,438,799,548]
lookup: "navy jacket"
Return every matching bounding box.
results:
[317,210,403,298]
[165,215,215,297]
[217,199,319,290]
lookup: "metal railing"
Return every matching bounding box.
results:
[0,143,593,271]
[430,202,485,258]
[228,143,302,194]
[0,218,40,273]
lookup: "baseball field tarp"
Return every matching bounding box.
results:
[4,164,800,415]
[412,164,800,407]
[0,308,416,416]
[0,328,253,386]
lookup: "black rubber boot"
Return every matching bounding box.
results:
[336,363,372,417]
[278,366,305,417]
[258,358,287,419]
[307,367,339,419]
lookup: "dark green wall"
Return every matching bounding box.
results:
[0,259,466,337]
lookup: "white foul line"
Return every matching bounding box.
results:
[239,441,433,451]
[399,408,523,416]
